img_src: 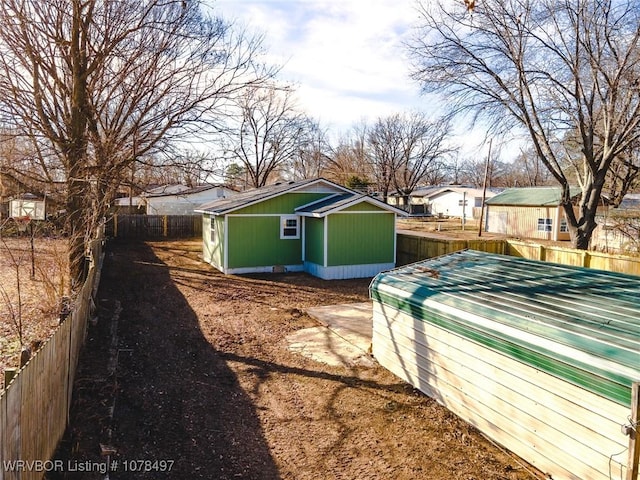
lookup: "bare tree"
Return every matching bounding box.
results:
[366,116,402,202]
[367,112,454,203]
[324,122,373,187]
[606,149,640,206]
[409,0,640,249]
[0,0,269,288]
[510,147,555,187]
[393,113,454,201]
[222,84,309,188]
[290,119,332,180]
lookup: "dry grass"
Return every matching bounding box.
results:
[397,216,501,239]
[0,236,68,386]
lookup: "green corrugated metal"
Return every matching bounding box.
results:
[370,250,640,406]
[227,216,301,268]
[486,186,582,206]
[234,193,328,215]
[328,213,395,266]
[305,217,324,265]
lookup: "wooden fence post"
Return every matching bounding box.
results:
[163,215,168,237]
[4,368,17,388]
[113,214,118,238]
[628,382,640,480]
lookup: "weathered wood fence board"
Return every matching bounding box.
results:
[0,232,104,480]
[396,234,506,266]
[398,233,640,276]
[106,214,201,239]
[506,240,640,276]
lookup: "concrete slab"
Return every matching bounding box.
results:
[286,326,374,368]
[306,302,373,354]
[284,302,374,368]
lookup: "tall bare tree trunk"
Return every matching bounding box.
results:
[66,0,89,291]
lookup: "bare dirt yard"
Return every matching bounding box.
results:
[0,236,67,386]
[50,239,542,480]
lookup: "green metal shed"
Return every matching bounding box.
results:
[196,178,403,279]
[370,250,640,480]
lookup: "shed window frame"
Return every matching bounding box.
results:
[537,218,553,232]
[280,215,300,239]
[560,218,569,233]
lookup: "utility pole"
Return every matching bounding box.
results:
[478,139,492,237]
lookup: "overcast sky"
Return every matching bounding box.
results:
[212,0,434,137]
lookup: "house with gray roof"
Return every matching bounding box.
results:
[115,184,234,215]
[388,186,496,218]
[196,178,404,279]
[592,193,640,253]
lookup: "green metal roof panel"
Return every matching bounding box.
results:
[485,186,582,206]
[370,250,640,406]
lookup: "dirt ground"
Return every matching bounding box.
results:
[397,217,502,240]
[49,239,542,480]
[0,236,67,385]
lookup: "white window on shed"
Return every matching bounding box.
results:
[560,218,569,233]
[280,215,300,239]
[537,218,552,232]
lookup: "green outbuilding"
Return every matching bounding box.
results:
[196,178,404,279]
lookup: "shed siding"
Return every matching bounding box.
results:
[202,215,212,263]
[203,214,225,270]
[234,193,328,215]
[211,215,225,270]
[341,202,384,212]
[327,213,395,266]
[304,217,324,265]
[227,216,301,268]
[372,303,634,480]
[486,205,570,240]
[370,251,640,480]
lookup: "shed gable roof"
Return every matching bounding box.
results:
[146,184,229,198]
[370,250,640,406]
[196,178,350,215]
[485,186,581,206]
[296,193,405,217]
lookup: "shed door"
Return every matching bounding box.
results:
[488,211,508,234]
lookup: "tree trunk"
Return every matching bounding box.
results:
[66,0,89,292]
[66,165,87,292]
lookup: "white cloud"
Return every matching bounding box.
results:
[213,0,430,134]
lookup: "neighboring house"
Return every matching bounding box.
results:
[591,193,640,253]
[196,178,404,279]
[388,186,496,218]
[9,193,46,220]
[115,184,234,215]
[484,186,586,241]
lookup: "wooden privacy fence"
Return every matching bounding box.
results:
[0,232,105,480]
[106,214,202,239]
[506,240,640,276]
[396,234,507,266]
[397,233,640,276]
